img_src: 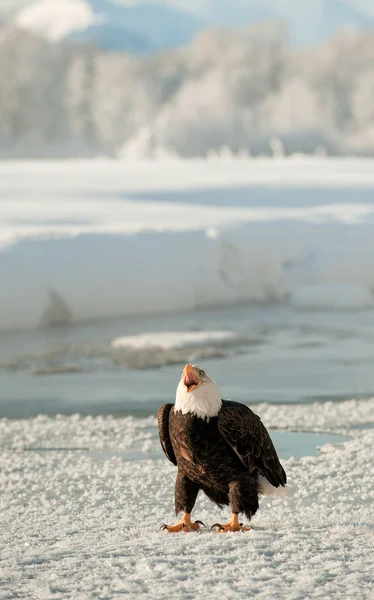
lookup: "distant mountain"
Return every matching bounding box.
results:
[10,0,374,53]
[67,22,156,54]
[14,0,204,54]
[192,0,374,47]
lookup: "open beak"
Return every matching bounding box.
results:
[183,364,202,393]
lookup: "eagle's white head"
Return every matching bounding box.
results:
[175,363,222,420]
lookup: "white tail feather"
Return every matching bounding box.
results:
[258,475,294,498]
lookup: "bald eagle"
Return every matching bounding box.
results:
[158,363,287,532]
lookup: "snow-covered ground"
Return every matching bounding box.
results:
[1,398,373,599]
[2,157,374,331]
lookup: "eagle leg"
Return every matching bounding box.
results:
[211,478,255,532]
[161,512,204,533]
[212,514,251,533]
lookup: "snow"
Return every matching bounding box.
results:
[1,396,374,598]
[111,331,238,350]
[15,0,97,41]
[1,158,374,331]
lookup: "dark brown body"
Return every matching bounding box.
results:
[158,400,286,521]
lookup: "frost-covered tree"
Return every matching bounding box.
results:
[64,46,99,149]
[1,22,374,157]
[0,28,45,147]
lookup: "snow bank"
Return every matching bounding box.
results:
[3,222,374,331]
[0,231,208,330]
[2,159,374,331]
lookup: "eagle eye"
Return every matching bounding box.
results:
[198,369,205,377]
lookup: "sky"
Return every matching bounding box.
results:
[1,0,374,19]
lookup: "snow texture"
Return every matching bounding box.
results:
[1,397,374,599]
[1,158,374,331]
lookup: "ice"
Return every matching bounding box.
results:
[1,158,374,332]
[111,330,238,350]
[1,396,373,598]
[109,330,249,369]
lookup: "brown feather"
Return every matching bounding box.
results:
[157,403,177,466]
[218,400,287,488]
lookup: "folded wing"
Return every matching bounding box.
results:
[218,400,286,488]
[158,403,177,466]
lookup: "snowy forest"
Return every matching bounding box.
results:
[1,21,374,158]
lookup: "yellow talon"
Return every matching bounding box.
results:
[212,514,251,533]
[161,513,204,533]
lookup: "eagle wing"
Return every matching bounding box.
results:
[157,403,177,466]
[218,400,286,488]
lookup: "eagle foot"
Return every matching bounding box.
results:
[161,514,205,533]
[211,515,251,533]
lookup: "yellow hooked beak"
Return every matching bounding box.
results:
[183,364,202,393]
